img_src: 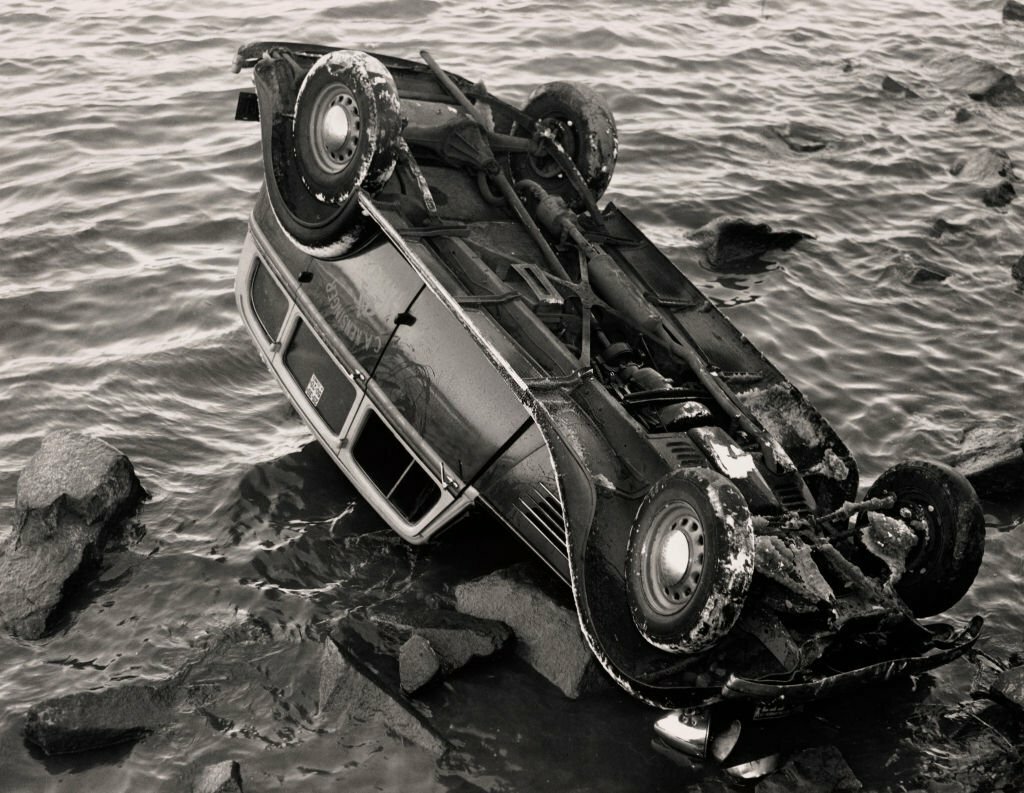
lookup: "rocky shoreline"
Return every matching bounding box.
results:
[2,430,1022,792]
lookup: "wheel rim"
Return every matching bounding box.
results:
[307,84,362,175]
[530,116,578,178]
[639,501,706,617]
[892,497,935,570]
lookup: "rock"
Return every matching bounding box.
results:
[954,107,973,123]
[991,666,1024,713]
[934,54,1024,105]
[1012,255,1024,282]
[983,179,1016,208]
[768,121,840,153]
[193,760,244,793]
[929,218,968,238]
[882,75,919,98]
[689,216,811,272]
[399,634,442,694]
[318,638,447,757]
[0,430,145,639]
[368,607,512,674]
[1004,0,1024,23]
[948,423,1024,499]
[24,682,174,755]
[949,148,1016,181]
[888,254,950,285]
[454,564,603,698]
[755,745,862,792]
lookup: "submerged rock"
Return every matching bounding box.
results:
[24,682,174,755]
[1012,255,1024,282]
[318,637,447,757]
[689,216,811,272]
[937,54,1024,106]
[991,666,1024,713]
[948,422,1024,499]
[929,218,968,238]
[455,564,603,698]
[192,760,244,793]
[949,148,1016,182]
[983,179,1017,208]
[768,122,840,153]
[882,75,919,98]
[0,431,145,639]
[399,634,442,694]
[1004,0,1024,23]
[755,745,862,792]
[954,107,973,123]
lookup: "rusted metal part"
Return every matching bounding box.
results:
[722,616,983,707]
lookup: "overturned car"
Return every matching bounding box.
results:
[230,43,985,765]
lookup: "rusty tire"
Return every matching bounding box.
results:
[863,460,985,617]
[509,81,618,210]
[626,467,754,654]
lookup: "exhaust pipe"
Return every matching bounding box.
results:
[652,708,742,762]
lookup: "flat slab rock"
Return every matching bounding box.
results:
[455,564,604,699]
[24,682,175,755]
[755,745,862,793]
[369,607,511,670]
[0,430,144,638]
[318,637,447,758]
[947,422,1024,500]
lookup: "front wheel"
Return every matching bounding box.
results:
[863,459,985,617]
[625,468,754,654]
[508,81,618,210]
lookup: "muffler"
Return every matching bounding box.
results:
[652,708,742,762]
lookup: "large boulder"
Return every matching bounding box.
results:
[399,634,442,694]
[455,564,604,698]
[0,430,145,638]
[947,423,1024,499]
[23,682,175,755]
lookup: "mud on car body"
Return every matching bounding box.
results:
[231,42,985,767]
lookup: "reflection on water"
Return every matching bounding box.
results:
[0,0,1022,790]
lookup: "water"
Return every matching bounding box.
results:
[1,0,1022,790]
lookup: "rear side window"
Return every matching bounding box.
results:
[351,411,440,523]
[251,258,288,341]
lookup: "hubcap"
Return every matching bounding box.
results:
[308,85,361,174]
[640,502,706,616]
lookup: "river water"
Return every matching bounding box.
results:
[1,1,1022,790]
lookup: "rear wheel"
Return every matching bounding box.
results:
[261,50,401,260]
[863,460,985,617]
[626,468,754,654]
[509,81,618,210]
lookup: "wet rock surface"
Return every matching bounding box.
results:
[690,216,811,271]
[455,564,603,698]
[983,180,1016,208]
[754,745,862,793]
[24,683,175,755]
[938,55,1024,106]
[399,634,442,694]
[318,637,448,757]
[191,760,244,793]
[947,422,1024,499]
[768,121,841,153]
[991,665,1024,713]
[367,607,512,675]
[0,431,145,639]
[1004,0,1024,23]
